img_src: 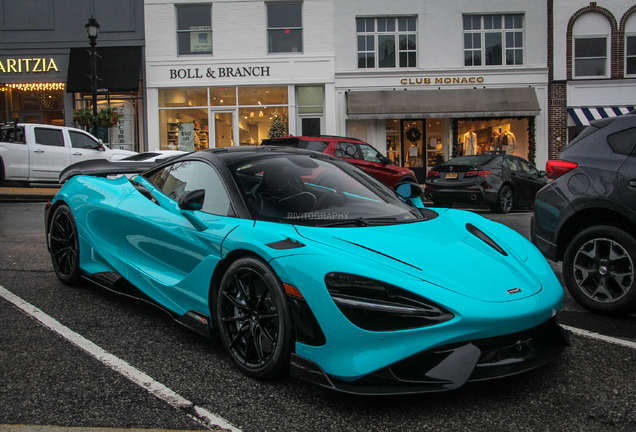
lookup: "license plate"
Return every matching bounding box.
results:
[445,172,458,179]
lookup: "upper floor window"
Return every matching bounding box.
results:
[267,2,303,53]
[463,14,523,66]
[177,5,212,56]
[574,37,607,77]
[356,17,417,69]
[626,36,636,76]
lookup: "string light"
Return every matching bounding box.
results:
[2,83,65,91]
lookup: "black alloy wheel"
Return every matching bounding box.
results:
[490,185,513,214]
[49,205,81,285]
[563,225,636,316]
[217,257,293,379]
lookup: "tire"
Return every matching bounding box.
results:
[490,185,513,214]
[563,225,636,316]
[216,257,294,380]
[49,205,81,285]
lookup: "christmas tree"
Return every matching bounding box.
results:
[267,110,288,138]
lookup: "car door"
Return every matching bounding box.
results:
[515,157,548,206]
[68,129,109,163]
[29,127,71,181]
[116,160,239,315]
[354,143,395,184]
[614,127,636,211]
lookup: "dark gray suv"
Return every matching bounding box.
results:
[531,112,636,316]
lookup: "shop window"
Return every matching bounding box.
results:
[463,14,523,66]
[177,5,212,56]
[267,2,302,53]
[626,36,636,76]
[159,108,209,151]
[238,86,287,105]
[159,88,207,107]
[574,37,607,77]
[239,106,288,145]
[298,86,323,136]
[356,17,416,69]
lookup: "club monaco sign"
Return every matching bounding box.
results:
[401,76,485,85]
[169,65,272,80]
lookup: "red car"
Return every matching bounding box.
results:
[260,135,417,187]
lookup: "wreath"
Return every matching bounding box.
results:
[406,127,422,143]
[40,91,58,110]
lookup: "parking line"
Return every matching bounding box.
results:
[0,285,241,432]
[562,324,636,350]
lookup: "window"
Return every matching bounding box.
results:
[359,144,383,162]
[463,15,523,66]
[574,37,607,77]
[69,131,100,150]
[267,2,302,53]
[149,161,232,216]
[177,5,212,56]
[336,142,361,159]
[626,36,636,76]
[356,17,417,69]
[34,128,64,147]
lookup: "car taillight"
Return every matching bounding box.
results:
[546,160,578,179]
[427,171,440,178]
[465,170,492,178]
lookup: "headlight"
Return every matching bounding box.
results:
[325,273,454,331]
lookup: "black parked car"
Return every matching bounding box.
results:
[425,153,548,213]
[532,112,636,316]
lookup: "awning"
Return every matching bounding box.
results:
[567,106,635,127]
[346,87,541,119]
[66,46,142,93]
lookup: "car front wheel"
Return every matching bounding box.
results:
[563,225,636,316]
[49,204,81,285]
[217,257,294,380]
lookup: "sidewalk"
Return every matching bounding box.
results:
[0,185,59,202]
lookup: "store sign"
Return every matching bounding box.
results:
[169,66,271,80]
[400,76,485,85]
[0,58,59,74]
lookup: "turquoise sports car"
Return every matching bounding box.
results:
[45,146,568,395]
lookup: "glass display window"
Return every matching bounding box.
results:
[160,108,209,151]
[458,118,527,158]
[239,106,288,145]
[159,88,207,107]
[238,86,287,106]
[209,87,237,106]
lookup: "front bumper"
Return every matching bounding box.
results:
[290,317,569,395]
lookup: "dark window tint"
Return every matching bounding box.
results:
[69,131,100,150]
[336,142,361,159]
[0,127,25,143]
[34,128,64,147]
[149,161,232,216]
[267,3,302,53]
[176,5,212,56]
[301,140,328,152]
[608,127,636,155]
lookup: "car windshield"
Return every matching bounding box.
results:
[442,155,497,166]
[231,155,423,226]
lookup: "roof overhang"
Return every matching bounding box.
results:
[346,87,541,119]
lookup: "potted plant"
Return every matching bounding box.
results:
[72,107,95,127]
[96,106,124,128]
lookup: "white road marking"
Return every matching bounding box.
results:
[0,285,241,432]
[562,324,636,349]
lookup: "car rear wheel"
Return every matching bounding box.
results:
[490,185,513,214]
[49,205,81,285]
[563,225,636,316]
[217,257,294,380]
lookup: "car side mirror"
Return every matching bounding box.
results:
[539,170,547,177]
[178,189,208,231]
[394,181,422,199]
[379,156,391,165]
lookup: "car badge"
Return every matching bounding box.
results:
[449,166,453,172]
[507,288,522,294]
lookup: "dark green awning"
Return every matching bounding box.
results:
[347,87,541,119]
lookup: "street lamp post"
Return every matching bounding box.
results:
[85,16,100,134]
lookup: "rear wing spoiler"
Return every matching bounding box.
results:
[59,159,158,184]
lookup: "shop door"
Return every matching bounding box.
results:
[401,120,426,182]
[211,110,235,148]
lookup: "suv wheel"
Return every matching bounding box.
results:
[563,225,636,316]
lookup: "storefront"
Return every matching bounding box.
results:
[145,58,335,151]
[0,54,68,126]
[338,77,547,183]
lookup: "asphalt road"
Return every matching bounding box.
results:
[1,202,635,432]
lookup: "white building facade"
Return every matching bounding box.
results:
[144,0,335,152]
[143,1,550,180]
[333,1,549,181]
